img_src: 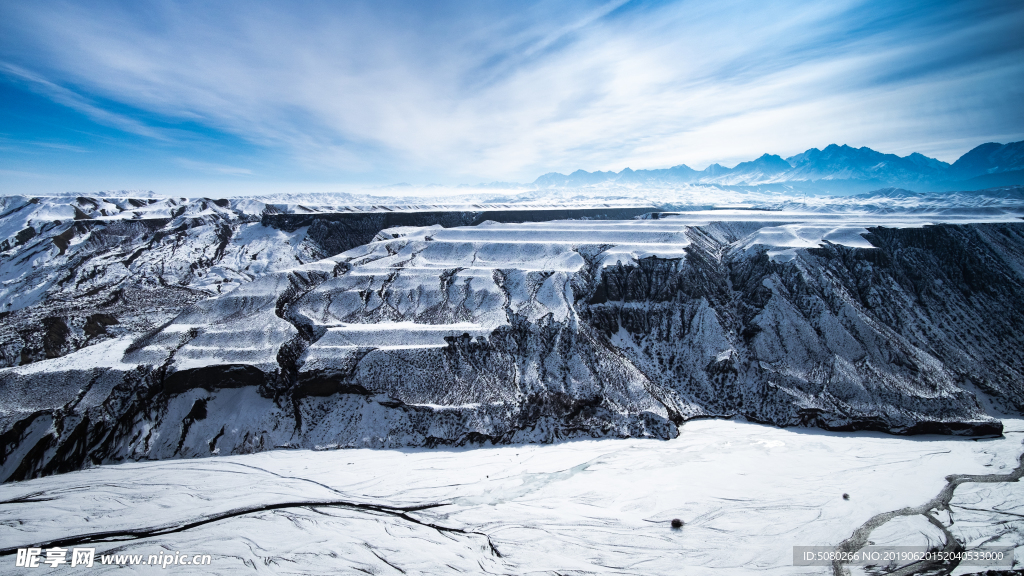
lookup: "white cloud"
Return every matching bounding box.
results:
[0,0,1021,184]
[175,158,253,176]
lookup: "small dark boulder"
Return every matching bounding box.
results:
[84,313,119,337]
[41,317,71,359]
[15,226,37,246]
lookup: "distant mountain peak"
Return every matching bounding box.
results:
[951,141,1024,177]
[530,140,1024,191]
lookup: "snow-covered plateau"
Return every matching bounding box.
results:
[0,418,1021,574]
[1,186,1024,573]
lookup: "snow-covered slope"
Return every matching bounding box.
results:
[0,195,653,367]
[2,189,1024,482]
[0,195,315,367]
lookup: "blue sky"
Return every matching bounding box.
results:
[1,0,1022,196]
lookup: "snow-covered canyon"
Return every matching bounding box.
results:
[2,186,1024,573]
[2,191,1024,482]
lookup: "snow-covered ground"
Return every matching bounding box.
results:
[2,418,1021,575]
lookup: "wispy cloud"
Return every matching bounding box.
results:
[0,135,88,153]
[0,63,166,140]
[0,168,49,179]
[175,158,253,176]
[0,0,1021,186]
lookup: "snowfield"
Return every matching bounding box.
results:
[1,418,1021,575]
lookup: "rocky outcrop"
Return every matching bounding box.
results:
[585,223,1024,433]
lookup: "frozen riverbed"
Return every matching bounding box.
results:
[2,418,1021,575]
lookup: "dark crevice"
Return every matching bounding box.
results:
[831,443,1024,576]
[0,498,502,560]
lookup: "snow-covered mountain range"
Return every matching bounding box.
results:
[1,185,1023,483]
[533,140,1024,192]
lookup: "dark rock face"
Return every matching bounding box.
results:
[585,223,1024,433]
[2,206,1023,483]
[268,206,658,258]
[162,364,270,395]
